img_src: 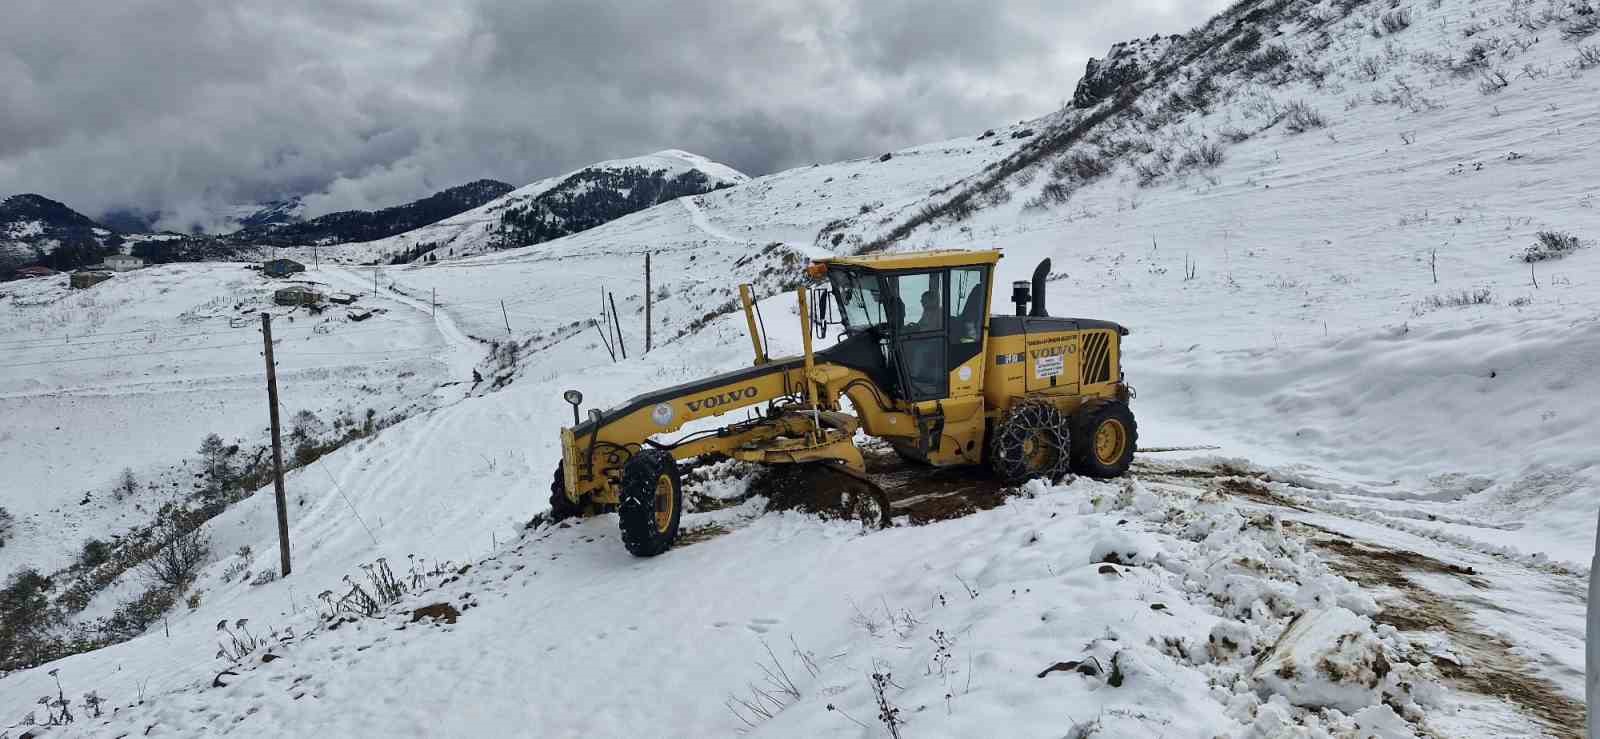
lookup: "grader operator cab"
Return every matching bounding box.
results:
[548,249,1136,556]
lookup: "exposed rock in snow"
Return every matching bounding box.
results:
[1072,34,1181,108]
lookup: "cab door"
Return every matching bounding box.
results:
[887,271,947,402]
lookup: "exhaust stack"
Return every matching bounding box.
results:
[1028,258,1051,317]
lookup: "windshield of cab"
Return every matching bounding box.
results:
[829,268,889,332]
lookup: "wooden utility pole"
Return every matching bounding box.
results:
[432,288,437,318]
[373,267,378,297]
[501,300,512,335]
[260,313,292,577]
[609,292,627,359]
[644,253,652,353]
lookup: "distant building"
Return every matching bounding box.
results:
[14,266,58,279]
[274,285,324,307]
[70,271,113,289]
[263,259,306,278]
[101,255,144,272]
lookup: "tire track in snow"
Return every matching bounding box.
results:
[319,266,483,384]
[680,195,751,245]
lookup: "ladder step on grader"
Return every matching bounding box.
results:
[546,249,1137,556]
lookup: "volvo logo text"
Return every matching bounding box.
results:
[687,386,758,412]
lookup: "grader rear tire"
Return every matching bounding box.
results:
[1070,401,1138,479]
[618,450,684,557]
[989,401,1072,485]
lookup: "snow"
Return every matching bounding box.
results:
[2,0,1598,734]
[0,264,470,578]
[5,220,45,239]
[1252,606,1390,713]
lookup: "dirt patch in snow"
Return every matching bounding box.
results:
[410,602,460,624]
[1306,530,1583,739]
[754,463,890,526]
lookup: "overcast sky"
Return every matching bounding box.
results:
[0,0,1226,230]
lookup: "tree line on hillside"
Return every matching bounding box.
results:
[488,167,731,251]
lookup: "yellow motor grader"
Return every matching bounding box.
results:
[549,249,1136,556]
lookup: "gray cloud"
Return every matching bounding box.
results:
[0,0,1226,229]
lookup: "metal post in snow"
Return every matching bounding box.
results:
[610,291,627,359]
[645,253,652,353]
[501,300,512,335]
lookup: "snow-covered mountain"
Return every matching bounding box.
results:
[228,198,308,232]
[0,194,123,275]
[349,149,748,263]
[226,180,514,247]
[3,0,1599,735]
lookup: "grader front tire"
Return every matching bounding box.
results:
[618,450,684,557]
[546,463,584,523]
[989,401,1072,485]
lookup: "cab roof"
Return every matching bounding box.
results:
[818,249,1001,272]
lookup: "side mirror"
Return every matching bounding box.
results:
[563,389,584,425]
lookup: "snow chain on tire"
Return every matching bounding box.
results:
[989,400,1072,485]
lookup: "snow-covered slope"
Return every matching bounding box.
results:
[0,264,470,580]
[343,150,750,264]
[3,0,1599,734]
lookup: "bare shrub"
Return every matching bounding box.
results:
[1454,41,1494,75]
[1283,100,1327,133]
[1051,151,1111,182]
[1356,55,1385,81]
[0,506,12,547]
[725,640,804,730]
[1520,230,1585,262]
[1576,45,1600,69]
[1134,159,1169,187]
[142,511,211,589]
[1177,141,1225,171]
[1565,13,1600,40]
[1245,45,1293,74]
[1186,76,1220,113]
[114,468,139,501]
[1380,9,1412,34]
[1038,181,1073,206]
[1231,27,1263,55]
[1218,127,1252,143]
[1416,288,1494,313]
[1478,70,1510,94]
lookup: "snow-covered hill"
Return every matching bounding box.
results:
[0,195,123,275]
[226,181,515,248]
[2,0,1599,735]
[345,150,750,264]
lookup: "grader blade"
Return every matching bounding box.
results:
[754,462,892,528]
